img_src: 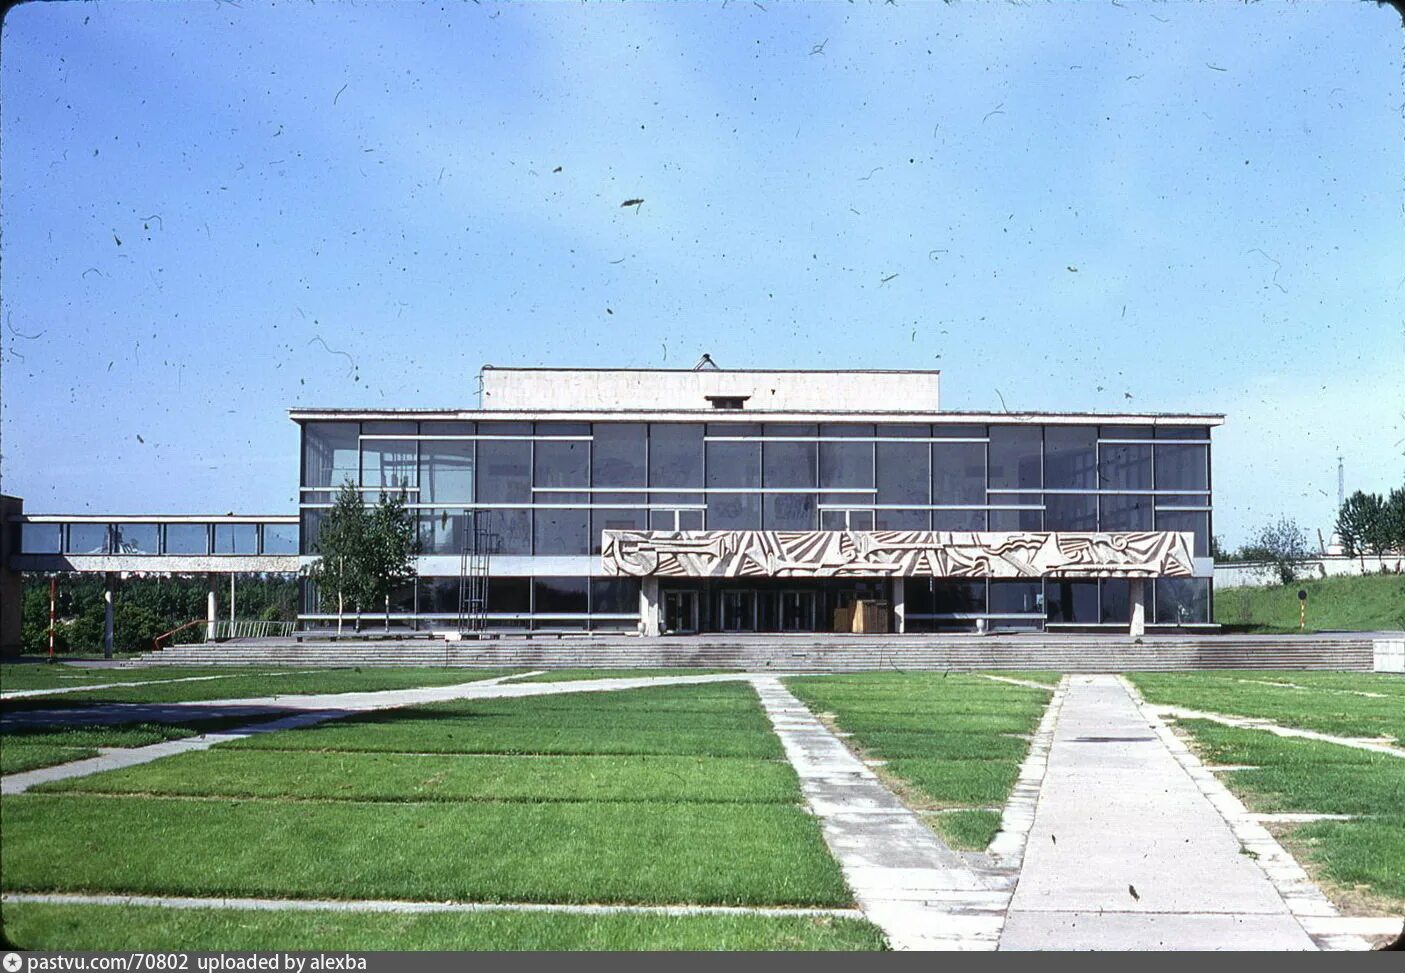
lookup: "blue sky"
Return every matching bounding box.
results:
[1,0,1401,547]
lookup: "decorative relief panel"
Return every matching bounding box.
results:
[601,530,1195,579]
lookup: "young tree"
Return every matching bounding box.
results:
[366,489,418,631]
[308,481,371,634]
[1243,516,1310,585]
[1384,487,1405,555]
[1336,490,1385,564]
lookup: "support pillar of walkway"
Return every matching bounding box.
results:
[639,577,661,637]
[1128,578,1146,638]
[891,578,906,634]
[102,573,115,659]
[206,574,218,641]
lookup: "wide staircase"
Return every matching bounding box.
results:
[125,633,1380,672]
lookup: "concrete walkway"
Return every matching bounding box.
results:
[1000,675,1319,951]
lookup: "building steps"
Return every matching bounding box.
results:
[125,635,1379,672]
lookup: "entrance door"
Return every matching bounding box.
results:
[721,590,757,632]
[780,590,817,632]
[662,590,698,634]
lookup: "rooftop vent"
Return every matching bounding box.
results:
[705,395,749,410]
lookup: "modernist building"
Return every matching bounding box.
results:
[293,367,1218,635]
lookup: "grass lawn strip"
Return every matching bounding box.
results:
[1,716,303,776]
[787,672,1053,851]
[37,750,799,805]
[1,665,261,693]
[1127,671,1405,742]
[0,900,884,951]
[511,669,736,682]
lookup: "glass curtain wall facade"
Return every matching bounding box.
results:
[298,420,1212,631]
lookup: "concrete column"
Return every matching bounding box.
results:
[1129,578,1147,638]
[892,578,906,634]
[640,577,661,637]
[206,575,218,641]
[102,573,115,658]
[0,495,24,658]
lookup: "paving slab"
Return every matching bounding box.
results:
[1000,674,1318,951]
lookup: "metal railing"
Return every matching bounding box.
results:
[152,618,208,651]
[209,619,296,642]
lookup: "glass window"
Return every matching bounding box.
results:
[990,496,1042,531]
[419,441,474,504]
[763,425,817,486]
[707,437,759,488]
[930,424,987,438]
[476,439,531,503]
[534,439,588,490]
[591,578,640,615]
[1100,425,1153,440]
[261,524,298,555]
[591,423,646,488]
[360,421,418,499]
[933,509,986,530]
[1157,425,1210,439]
[296,512,320,557]
[534,577,589,614]
[302,422,360,489]
[820,425,874,502]
[112,523,158,555]
[648,424,704,488]
[708,493,760,530]
[20,523,61,554]
[483,509,531,555]
[652,507,704,531]
[533,438,589,555]
[66,524,109,554]
[1045,495,1097,531]
[1043,426,1097,490]
[1098,442,1152,491]
[1155,444,1209,491]
[534,509,587,555]
[1156,509,1210,558]
[988,426,1042,490]
[932,441,985,505]
[765,493,816,530]
[214,524,257,554]
[1155,577,1210,625]
[917,580,987,614]
[419,510,470,555]
[707,430,760,530]
[592,494,647,555]
[486,577,531,614]
[417,577,461,615]
[1100,579,1131,624]
[989,580,1043,615]
[876,429,928,517]
[1100,494,1153,531]
[1047,580,1098,623]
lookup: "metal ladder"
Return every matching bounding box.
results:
[457,509,495,637]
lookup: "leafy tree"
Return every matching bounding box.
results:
[1242,516,1310,585]
[1336,490,1386,562]
[1385,487,1405,555]
[308,481,372,633]
[307,481,418,633]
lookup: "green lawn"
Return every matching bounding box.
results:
[513,669,736,682]
[1214,573,1405,633]
[1,667,521,708]
[1,903,884,951]
[1167,717,1405,912]
[230,683,784,758]
[786,672,1055,850]
[1,664,245,693]
[1128,671,1405,742]
[1,717,291,775]
[2,681,866,948]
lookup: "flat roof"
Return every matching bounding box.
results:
[289,408,1224,425]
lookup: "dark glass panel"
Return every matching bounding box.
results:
[876,442,928,504]
[925,580,987,613]
[486,577,531,614]
[418,510,469,556]
[477,421,532,436]
[295,513,319,557]
[819,423,875,438]
[1098,443,1153,491]
[419,441,474,504]
[875,423,929,438]
[1157,494,1211,507]
[112,523,158,555]
[66,524,109,555]
[990,495,1042,531]
[1100,579,1131,624]
[1045,495,1097,531]
[933,509,986,530]
[214,524,257,554]
[533,438,588,555]
[1156,509,1210,558]
[707,440,760,489]
[988,426,1042,490]
[648,424,704,488]
[261,524,298,555]
[876,509,929,530]
[302,422,360,489]
[989,580,1043,615]
[931,442,985,504]
[591,423,646,487]
[534,577,589,614]
[1100,494,1153,531]
[418,421,474,435]
[417,577,461,614]
[930,424,987,437]
[476,440,531,503]
[591,578,639,615]
[534,508,588,555]
[1099,425,1154,440]
[361,421,417,435]
[1157,426,1210,439]
[1043,426,1097,490]
[764,493,816,530]
[361,438,417,497]
[19,523,61,554]
[764,438,816,487]
[591,494,647,555]
[1155,444,1209,491]
[1047,580,1098,623]
[535,421,591,435]
[484,509,531,555]
[708,493,761,530]
[820,439,873,490]
[1155,577,1210,625]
